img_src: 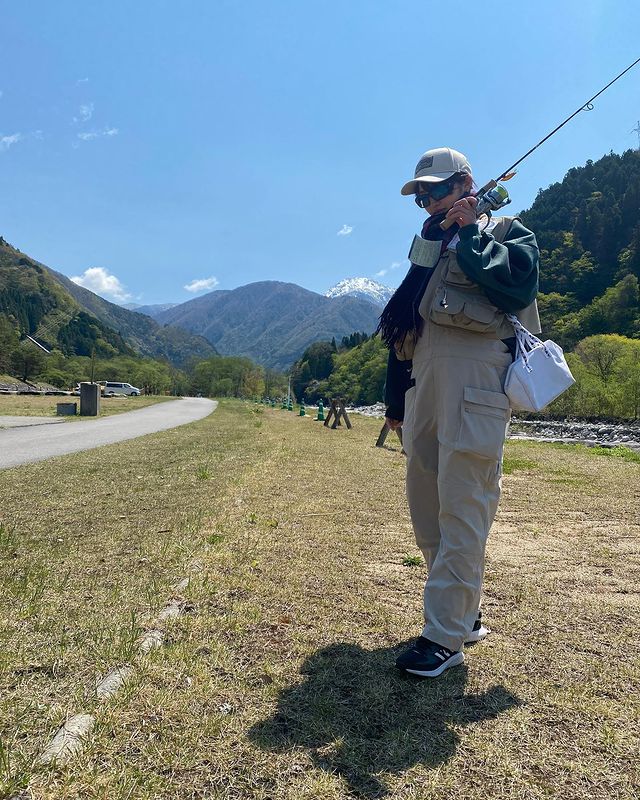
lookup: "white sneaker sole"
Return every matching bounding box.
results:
[405,651,465,678]
[465,624,491,645]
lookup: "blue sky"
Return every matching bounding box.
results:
[1,1,639,305]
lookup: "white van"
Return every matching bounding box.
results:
[102,381,141,397]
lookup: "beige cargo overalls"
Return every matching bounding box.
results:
[401,216,540,652]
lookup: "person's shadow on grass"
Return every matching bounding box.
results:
[249,641,522,798]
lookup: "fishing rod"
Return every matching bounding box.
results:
[441,55,640,229]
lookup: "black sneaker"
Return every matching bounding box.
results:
[396,637,464,677]
[465,612,491,645]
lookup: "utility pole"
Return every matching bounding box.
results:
[632,120,640,150]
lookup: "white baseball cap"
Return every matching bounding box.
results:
[400,147,472,195]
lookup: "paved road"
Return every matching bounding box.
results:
[0,416,66,428]
[0,397,217,470]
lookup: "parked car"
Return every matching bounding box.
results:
[101,381,141,397]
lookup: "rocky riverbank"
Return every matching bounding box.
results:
[508,418,640,451]
[346,403,640,451]
[0,377,67,394]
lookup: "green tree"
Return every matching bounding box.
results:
[291,341,336,398]
[0,318,20,373]
[618,339,640,418]
[131,361,172,395]
[323,337,387,405]
[547,334,640,418]
[10,345,46,382]
[264,368,288,399]
[537,292,579,341]
[575,334,627,385]
[189,355,268,399]
[292,361,312,398]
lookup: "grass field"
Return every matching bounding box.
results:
[0,394,174,420]
[0,401,638,799]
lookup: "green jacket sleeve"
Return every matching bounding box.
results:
[455,217,539,312]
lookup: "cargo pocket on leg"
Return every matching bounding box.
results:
[457,386,510,461]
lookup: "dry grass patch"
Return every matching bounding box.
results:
[0,400,260,795]
[0,393,174,419]
[1,406,639,799]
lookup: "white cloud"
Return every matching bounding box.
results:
[0,133,22,152]
[184,277,219,293]
[70,267,131,302]
[76,77,89,84]
[375,261,402,279]
[77,126,119,141]
[73,102,94,123]
[337,224,353,236]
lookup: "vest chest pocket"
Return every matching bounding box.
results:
[443,258,476,287]
[430,284,505,334]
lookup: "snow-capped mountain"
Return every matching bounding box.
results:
[325,277,394,308]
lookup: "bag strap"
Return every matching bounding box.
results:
[506,313,548,371]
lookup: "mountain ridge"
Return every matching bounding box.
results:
[155,280,381,370]
[325,277,394,307]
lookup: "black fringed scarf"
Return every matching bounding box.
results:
[376,212,460,350]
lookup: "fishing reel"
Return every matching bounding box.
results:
[439,181,511,230]
[475,183,511,216]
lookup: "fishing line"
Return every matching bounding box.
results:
[441,56,640,229]
[498,55,640,181]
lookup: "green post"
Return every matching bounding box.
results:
[315,399,325,421]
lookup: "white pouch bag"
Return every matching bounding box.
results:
[504,314,576,412]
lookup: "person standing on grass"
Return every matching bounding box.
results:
[378,147,540,677]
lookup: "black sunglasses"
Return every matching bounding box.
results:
[414,174,463,208]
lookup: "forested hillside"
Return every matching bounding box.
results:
[0,237,217,367]
[0,239,134,359]
[521,148,640,346]
[48,266,217,367]
[290,334,387,406]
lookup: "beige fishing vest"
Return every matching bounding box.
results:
[395,215,540,360]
